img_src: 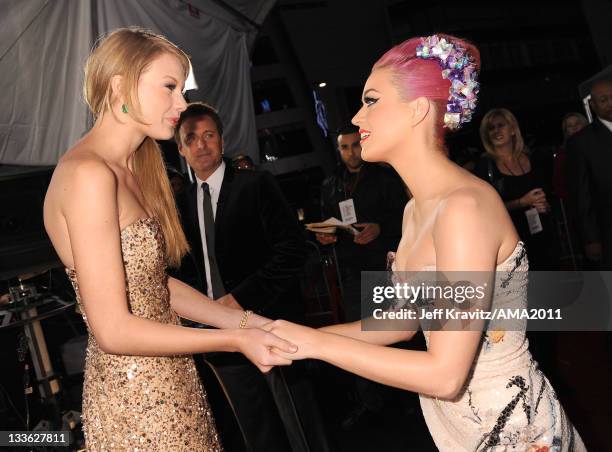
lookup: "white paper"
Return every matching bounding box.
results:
[305,217,359,235]
[339,198,357,224]
[525,208,543,235]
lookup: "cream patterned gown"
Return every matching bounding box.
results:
[392,242,585,451]
[66,217,222,451]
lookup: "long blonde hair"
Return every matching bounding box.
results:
[479,108,525,160]
[84,27,189,267]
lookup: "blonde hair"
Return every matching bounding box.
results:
[479,108,525,160]
[84,27,189,267]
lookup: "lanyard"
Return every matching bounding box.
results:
[501,157,526,176]
[342,169,363,199]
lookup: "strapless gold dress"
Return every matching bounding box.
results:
[66,217,222,451]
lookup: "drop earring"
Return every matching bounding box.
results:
[121,104,128,114]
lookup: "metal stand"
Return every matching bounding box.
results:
[2,281,76,431]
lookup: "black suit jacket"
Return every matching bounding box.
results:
[174,164,307,321]
[566,118,612,260]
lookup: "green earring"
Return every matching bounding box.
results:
[121,104,128,114]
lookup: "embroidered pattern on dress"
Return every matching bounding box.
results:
[500,244,527,288]
[482,375,531,448]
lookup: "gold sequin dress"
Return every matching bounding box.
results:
[66,217,222,451]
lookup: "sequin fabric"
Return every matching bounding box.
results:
[66,217,222,451]
[391,242,585,451]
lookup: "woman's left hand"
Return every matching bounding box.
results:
[262,320,321,360]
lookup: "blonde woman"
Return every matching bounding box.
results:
[43,28,295,450]
[475,108,558,270]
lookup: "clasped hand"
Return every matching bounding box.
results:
[238,327,298,373]
[261,320,319,361]
[236,308,318,371]
[227,302,300,373]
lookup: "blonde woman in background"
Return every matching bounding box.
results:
[475,108,559,270]
[43,28,295,450]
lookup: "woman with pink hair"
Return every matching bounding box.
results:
[265,35,584,450]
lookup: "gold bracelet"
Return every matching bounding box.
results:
[239,310,252,329]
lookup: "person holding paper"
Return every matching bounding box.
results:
[316,124,407,429]
[317,124,408,321]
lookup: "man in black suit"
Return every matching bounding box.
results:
[173,102,328,452]
[567,77,612,269]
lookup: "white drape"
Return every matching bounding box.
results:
[0,0,273,165]
[0,0,92,165]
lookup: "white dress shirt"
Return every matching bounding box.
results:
[195,160,226,299]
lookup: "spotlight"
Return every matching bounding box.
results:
[318,82,327,88]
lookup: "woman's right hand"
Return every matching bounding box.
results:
[236,328,297,373]
[520,188,546,208]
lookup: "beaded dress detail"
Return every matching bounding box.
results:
[390,242,584,451]
[66,217,222,451]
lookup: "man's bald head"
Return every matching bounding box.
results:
[590,78,612,122]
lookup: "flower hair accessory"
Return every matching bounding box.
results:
[416,35,479,130]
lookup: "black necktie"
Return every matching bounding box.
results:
[201,182,225,299]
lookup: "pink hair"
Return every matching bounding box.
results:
[373,34,481,140]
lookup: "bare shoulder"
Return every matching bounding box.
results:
[51,147,116,194]
[45,145,118,222]
[436,181,502,228]
[437,186,482,222]
[431,182,510,270]
[433,185,500,248]
[58,145,113,177]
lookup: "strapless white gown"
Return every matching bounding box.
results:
[392,242,585,451]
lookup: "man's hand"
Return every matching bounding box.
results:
[316,232,337,245]
[217,293,243,310]
[353,223,381,245]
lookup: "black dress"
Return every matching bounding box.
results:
[474,154,559,270]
